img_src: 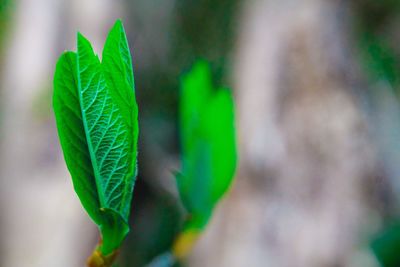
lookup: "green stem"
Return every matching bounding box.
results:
[86,244,118,267]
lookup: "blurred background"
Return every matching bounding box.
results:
[3,0,400,266]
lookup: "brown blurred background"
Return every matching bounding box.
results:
[1,0,400,266]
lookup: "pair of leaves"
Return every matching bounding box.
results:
[177,61,237,230]
[53,20,138,255]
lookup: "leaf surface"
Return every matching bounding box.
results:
[53,51,103,224]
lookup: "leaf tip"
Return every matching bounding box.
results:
[112,18,124,32]
[76,31,91,47]
[114,18,123,25]
[76,31,84,40]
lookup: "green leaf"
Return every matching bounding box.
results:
[53,20,138,255]
[54,51,104,223]
[177,60,237,230]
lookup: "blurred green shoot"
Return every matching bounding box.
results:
[173,60,237,259]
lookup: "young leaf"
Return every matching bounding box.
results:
[177,61,237,231]
[53,20,138,256]
[54,51,104,224]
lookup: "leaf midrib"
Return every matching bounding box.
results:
[76,46,105,209]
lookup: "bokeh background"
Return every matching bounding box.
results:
[2,0,400,266]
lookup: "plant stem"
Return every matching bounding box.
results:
[171,230,200,259]
[86,245,118,267]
